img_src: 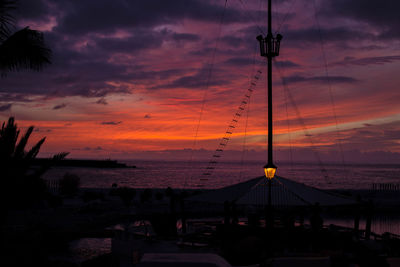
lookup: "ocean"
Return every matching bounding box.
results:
[42,160,400,190]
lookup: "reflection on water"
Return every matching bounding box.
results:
[43,160,400,190]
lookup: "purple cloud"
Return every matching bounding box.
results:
[52,103,67,110]
[0,103,12,111]
[101,121,122,125]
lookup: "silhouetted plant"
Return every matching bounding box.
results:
[0,0,51,75]
[59,173,80,196]
[0,117,68,208]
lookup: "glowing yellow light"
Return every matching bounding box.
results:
[263,163,277,179]
[264,167,276,179]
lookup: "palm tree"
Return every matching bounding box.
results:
[0,117,68,208]
[0,0,51,75]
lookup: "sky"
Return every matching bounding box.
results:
[1,0,400,163]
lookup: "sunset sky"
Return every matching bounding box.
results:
[1,0,399,163]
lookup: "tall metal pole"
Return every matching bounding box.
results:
[257,0,281,226]
[267,0,273,209]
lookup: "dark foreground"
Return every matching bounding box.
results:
[2,187,400,267]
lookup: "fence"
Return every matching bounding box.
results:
[46,179,59,194]
[371,183,400,192]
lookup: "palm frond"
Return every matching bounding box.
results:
[0,116,19,161]
[31,152,70,178]
[0,0,16,42]
[14,125,33,159]
[25,137,45,160]
[0,27,52,74]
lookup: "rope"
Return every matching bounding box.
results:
[238,39,261,183]
[236,0,266,35]
[198,68,263,184]
[276,0,298,33]
[184,0,229,188]
[282,65,294,170]
[312,0,347,174]
[274,58,331,184]
[238,76,252,183]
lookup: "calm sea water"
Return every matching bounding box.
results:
[42,160,400,190]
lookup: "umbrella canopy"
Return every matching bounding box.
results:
[188,176,356,207]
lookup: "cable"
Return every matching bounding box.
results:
[237,0,266,35]
[312,0,347,175]
[184,0,229,188]
[281,60,294,170]
[276,0,298,33]
[274,58,331,184]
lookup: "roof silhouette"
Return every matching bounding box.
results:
[188,176,356,207]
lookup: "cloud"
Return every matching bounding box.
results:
[282,75,358,85]
[73,146,104,151]
[332,55,400,66]
[224,57,260,66]
[274,60,300,68]
[96,98,108,105]
[172,33,201,42]
[151,65,228,90]
[0,103,12,111]
[53,0,251,35]
[34,128,52,133]
[101,121,122,125]
[322,0,400,39]
[0,93,33,102]
[284,27,374,45]
[52,103,67,110]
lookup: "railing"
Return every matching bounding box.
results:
[371,183,400,192]
[46,179,59,194]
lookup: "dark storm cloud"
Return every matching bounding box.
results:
[0,93,32,102]
[282,75,358,85]
[0,56,133,97]
[6,0,237,99]
[94,31,163,53]
[52,0,250,35]
[150,66,228,90]
[284,27,374,44]
[0,103,12,111]
[332,55,400,67]
[16,0,51,20]
[52,103,67,110]
[322,0,400,39]
[101,121,122,125]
